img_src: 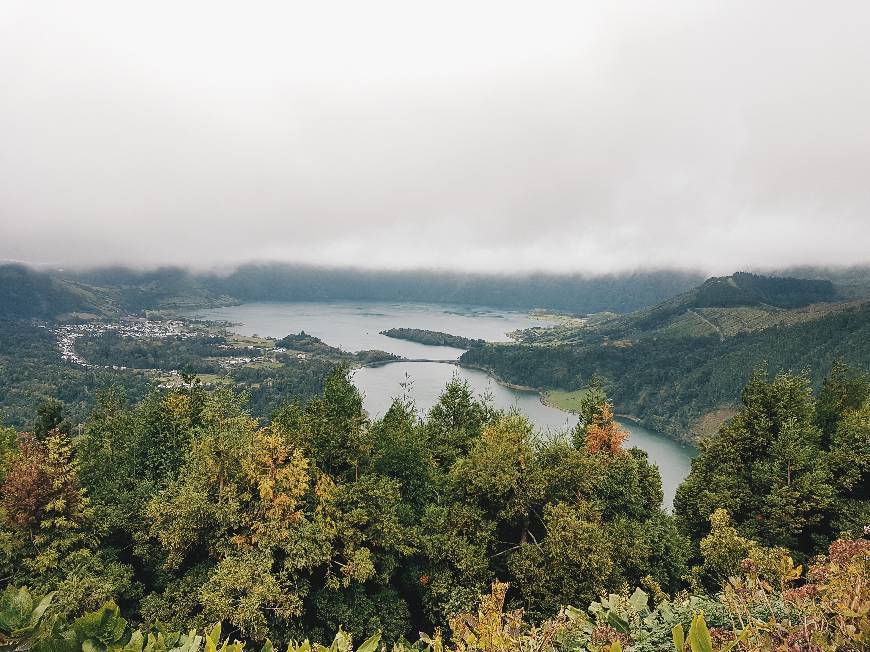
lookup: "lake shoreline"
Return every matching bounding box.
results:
[371,357,669,439]
[459,359,697,450]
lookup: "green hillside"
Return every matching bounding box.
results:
[462,273,870,443]
[0,265,96,319]
[2,264,709,318]
[0,264,235,319]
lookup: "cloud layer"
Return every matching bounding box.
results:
[2,1,869,273]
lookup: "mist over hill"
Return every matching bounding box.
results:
[198,264,708,313]
[7,261,870,322]
[2,263,710,318]
[0,265,91,319]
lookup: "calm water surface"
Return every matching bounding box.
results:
[191,301,694,507]
[191,301,552,359]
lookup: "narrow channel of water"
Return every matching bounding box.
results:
[353,361,693,508]
[190,301,695,507]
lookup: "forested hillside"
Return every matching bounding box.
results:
[0,265,701,318]
[0,265,93,318]
[8,263,870,320]
[462,274,870,442]
[0,265,235,319]
[0,320,152,427]
[1,366,867,651]
[2,264,709,317]
[200,264,706,313]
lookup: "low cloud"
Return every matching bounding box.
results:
[2,1,869,273]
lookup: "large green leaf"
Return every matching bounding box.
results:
[73,602,128,649]
[628,588,649,613]
[122,630,145,652]
[672,624,685,652]
[30,593,57,628]
[355,632,380,652]
[687,614,713,652]
[606,611,630,634]
[167,630,202,652]
[0,586,34,632]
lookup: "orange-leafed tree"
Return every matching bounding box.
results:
[569,376,628,455]
[584,403,627,455]
[0,430,86,531]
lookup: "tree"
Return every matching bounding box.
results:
[697,508,758,583]
[0,430,132,617]
[415,503,494,627]
[33,398,71,439]
[425,377,494,469]
[146,387,259,568]
[279,366,369,478]
[815,360,869,444]
[569,377,627,455]
[1,432,83,531]
[449,413,544,538]
[675,368,839,557]
[508,503,613,620]
[0,425,18,484]
[827,398,870,536]
[578,375,608,429]
[369,399,436,508]
[583,403,628,455]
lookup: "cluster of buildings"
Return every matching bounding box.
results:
[52,319,302,385]
[53,318,198,371]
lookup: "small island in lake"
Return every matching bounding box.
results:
[277,330,399,365]
[380,327,486,349]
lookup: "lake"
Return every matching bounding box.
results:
[193,301,550,358]
[190,301,694,507]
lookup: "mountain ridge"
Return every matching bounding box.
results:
[460,272,870,443]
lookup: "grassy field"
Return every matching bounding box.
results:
[528,310,587,326]
[543,388,588,413]
[245,359,284,369]
[227,334,276,347]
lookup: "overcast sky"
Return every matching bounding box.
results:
[1,1,869,274]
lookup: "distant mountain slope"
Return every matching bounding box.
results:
[201,263,706,313]
[0,264,241,319]
[0,263,857,330]
[0,265,95,318]
[588,272,840,338]
[57,266,235,313]
[3,263,708,318]
[462,272,869,443]
[772,264,870,298]
[695,272,835,308]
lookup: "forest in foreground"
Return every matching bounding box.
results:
[1,362,867,651]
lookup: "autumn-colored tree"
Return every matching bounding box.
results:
[242,428,310,545]
[584,403,627,455]
[569,377,627,455]
[0,429,130,618]
[1,431,85,531]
